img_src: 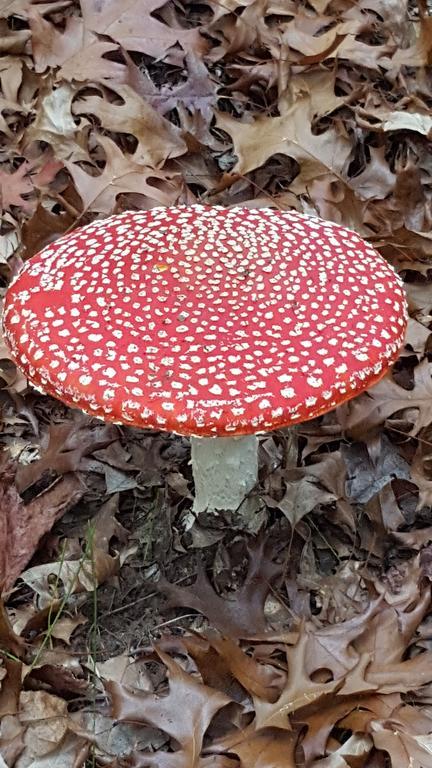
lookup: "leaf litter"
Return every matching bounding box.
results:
[2,0,432,765]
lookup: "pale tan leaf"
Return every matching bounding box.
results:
[72,84,186,167]
[65,135,180,214]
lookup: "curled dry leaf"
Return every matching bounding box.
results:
[20,547,119,605]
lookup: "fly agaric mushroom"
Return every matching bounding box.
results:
[3,205,407,516]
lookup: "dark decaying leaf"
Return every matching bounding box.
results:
[0,455,83,591]
[157,538,282,637]
[15,419,117,492]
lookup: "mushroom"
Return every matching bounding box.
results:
[3,205,407,517]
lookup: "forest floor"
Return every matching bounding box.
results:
[1,1,432,766]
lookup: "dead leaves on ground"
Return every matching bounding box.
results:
[107,555,432,768]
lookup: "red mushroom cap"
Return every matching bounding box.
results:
[3,205,407,437]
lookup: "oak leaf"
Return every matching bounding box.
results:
[109,649,231,768]
[15,420,117,493]
[211,727,296,768]
[80,0,206,63]
[337,360,432,438]
[65,135,181,214]
[157,538,282,637]
[28,9,127,82]
[253,633,340,731]
[131,54,218,123]
[0,456,83,592]
[216,93,351,188]
[25,83,89,164]
[73,84,186,168]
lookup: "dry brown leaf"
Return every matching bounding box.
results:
[15,732,89,768]
[15,420,117,493]
[0,601,23,657]
[0,456,84,593]
[158,539,282,637]
[109,649,231,768]
[181,632,284,703]
[266,472,336,527]
[20,548,119,603]
[25,83,89,164]
[216,93,351,186]
[212,727,296,768]
[19,691,68,757]
[28,9,126,83]
[253,633,340,730]
[21,203,77,258]
[65,135,181,214]
[337,360,432,438]
[0,163,34,213]
[312,733,372,768]
[49,614,87,645]
[342,437,410,504]
[0,658,22,720]
[130,53,218,123]
[73,84,186,167]
[80,0,206,62]
[370,710,432,768]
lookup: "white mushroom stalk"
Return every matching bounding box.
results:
[191,434,258,515]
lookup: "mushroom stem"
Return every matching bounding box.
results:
[191,434,259,515]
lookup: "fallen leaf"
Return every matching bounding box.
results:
[20,548,119,605]
[49,614,87,645]
[342,436,410,504]
[28,9,126,83]
[15,419,117,493]
[337,360,432,438]
[109,649,231,768]
[157,539,282,637]
[65,135,181,214]
[216,93,351,186]
[73,84,186,167]
[15,732,89,768]
[212,727,296,768]
[0,456,83,592]
[80,0,207,63]
[266,472,336,527]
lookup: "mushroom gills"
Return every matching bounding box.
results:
[190,434,259,515]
